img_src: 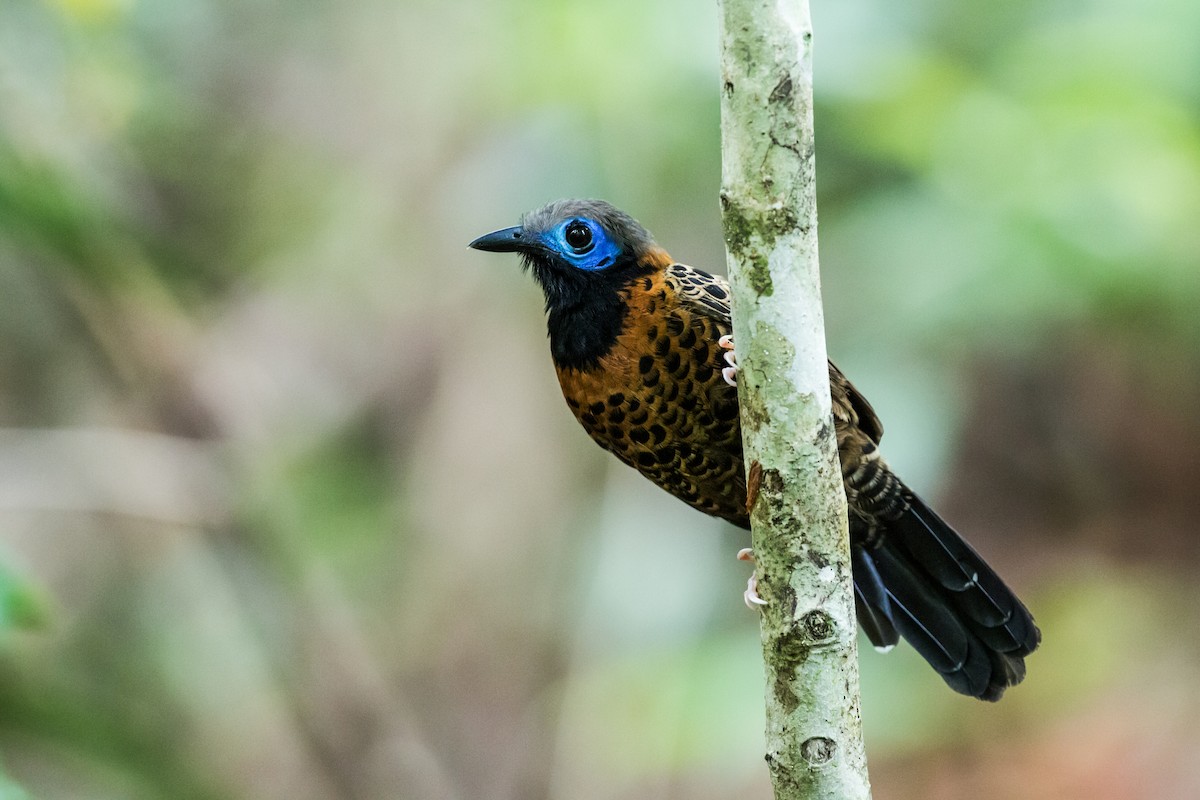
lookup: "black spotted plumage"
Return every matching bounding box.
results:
[470,199,1040,701]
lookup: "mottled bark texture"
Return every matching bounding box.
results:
[717,1,873,798]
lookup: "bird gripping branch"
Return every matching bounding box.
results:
[471,199,1040,701]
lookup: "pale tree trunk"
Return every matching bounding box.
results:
[716,1,873,798]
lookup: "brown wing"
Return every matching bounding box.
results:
[664,263,734,324]
[668,261,885,446]
[832,363,884,444]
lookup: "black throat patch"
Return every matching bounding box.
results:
[533,256,653,371]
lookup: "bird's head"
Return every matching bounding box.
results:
[469,199,667,313]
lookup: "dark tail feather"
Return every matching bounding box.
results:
[854,487,1041,701]
[853,548,899,651]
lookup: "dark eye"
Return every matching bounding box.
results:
[565,222,593,252]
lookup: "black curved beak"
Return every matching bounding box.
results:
[468,226,526,253]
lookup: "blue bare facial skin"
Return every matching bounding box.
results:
[544,217,621,271]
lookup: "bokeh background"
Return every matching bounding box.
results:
[2,0,1199,797]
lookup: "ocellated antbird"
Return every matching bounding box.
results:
[470,199,1040,701]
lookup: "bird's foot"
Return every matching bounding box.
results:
[718,334,738,387]
[737,547,767,609]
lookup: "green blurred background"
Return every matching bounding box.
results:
[1,0,1199,797]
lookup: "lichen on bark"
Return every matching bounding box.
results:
[720,193,803,298]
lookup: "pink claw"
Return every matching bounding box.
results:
[737,547,767,608]
[718,334,738,387]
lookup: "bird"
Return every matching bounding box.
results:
[469,199,1040,701]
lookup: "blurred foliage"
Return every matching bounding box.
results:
[0,770,30,800]
[0,0,1198,798]
[0,566,45,634]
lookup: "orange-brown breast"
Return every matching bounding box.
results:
[555,258,748,527]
